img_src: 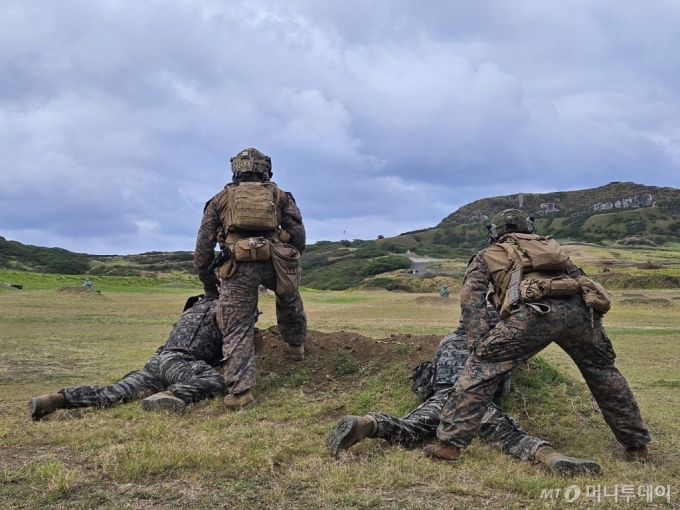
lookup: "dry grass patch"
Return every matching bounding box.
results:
[1,288,678,508]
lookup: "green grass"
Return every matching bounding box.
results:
[0,269,202,292]
[0,287,678,508]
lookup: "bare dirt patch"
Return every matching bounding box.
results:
[56,286,103,297]
[618,297,673,308]
[254,327,441,392]
[414,296,454,304]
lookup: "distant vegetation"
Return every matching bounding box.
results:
[300,240,416,290]
[0,237,91,274]
[3,182,680,291]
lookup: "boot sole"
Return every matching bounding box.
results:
[550,458,601,476]
[140,396,186,414]
[28,398,45,421]
[28,398,60,421]
[326,416,360,457]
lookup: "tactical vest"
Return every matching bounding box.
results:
[163,298,222,365]
[483,233,577,317]
[216,182,283,234]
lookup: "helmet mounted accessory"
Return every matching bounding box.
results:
[488,209,535,244]
[230,148,273,184]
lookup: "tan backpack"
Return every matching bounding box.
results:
[497,233,571,273]
[218,182,282,232]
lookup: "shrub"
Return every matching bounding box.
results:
[357,256,412,277]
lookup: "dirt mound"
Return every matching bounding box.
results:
[56,286,102,297]
[619,297,672,308]
[253,327,442,393]
[414,295,456,304]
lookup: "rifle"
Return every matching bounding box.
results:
[208,247,232,273]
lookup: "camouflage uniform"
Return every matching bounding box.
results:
[437,250,651,450]
[60,298,227,408]
[369,308,550,461]
[194,182,307,395]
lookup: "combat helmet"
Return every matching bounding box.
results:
[486,209,535,244]
[230,148,272,181]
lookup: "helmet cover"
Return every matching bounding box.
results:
[230,148,272,177]
[487,209,535,243]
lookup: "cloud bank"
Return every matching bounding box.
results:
[1,0,679,253]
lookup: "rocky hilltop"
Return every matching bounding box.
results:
[438,182,680,226]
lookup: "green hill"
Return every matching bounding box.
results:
[0,236,195,277]
[3,181,680,291]
[302,182,680,291]
[389,181,680,250]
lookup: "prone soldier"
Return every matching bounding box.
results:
[28,296,227,419]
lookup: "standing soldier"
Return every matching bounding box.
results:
[28,296,227,419]
[194,148,307,410]
[426,209,651,463]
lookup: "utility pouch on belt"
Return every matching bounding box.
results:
[234,237,271,262]
[519,276,580,302]
[576,275,611,318]
[269,242,301,296]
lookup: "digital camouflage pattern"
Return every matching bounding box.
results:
[163,298,223,366]
[194,173,307,397]
[216,261,307,394]
[438,249,651,450]
[370,390,548,460]
[194,182,306,288]
[369,307,549,462]
[433,304,499,386]
[60,298,227,408]
[61,351,226,407]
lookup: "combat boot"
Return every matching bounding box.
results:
[326,415,377,457]
[535,445,601,476]
[28,393,65,421]
[624,446,648,463]
[141,391,187,414]
[224,390,256,410]
[423,440,462,462]
[286,344,305,361]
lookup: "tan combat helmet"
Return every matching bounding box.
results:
[230,147,272,181]
[486,209,535,243]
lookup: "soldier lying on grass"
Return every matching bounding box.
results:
[29,296,227,419]
[327,304,601,477]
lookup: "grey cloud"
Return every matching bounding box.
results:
[1,0,679,253]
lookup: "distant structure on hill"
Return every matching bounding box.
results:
[437,182,679,227]
[590,194,655,212]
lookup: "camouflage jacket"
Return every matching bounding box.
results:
[194,182,306,284]
[434,303,500,386]
[461,248,583,345]
[161,298,222,365]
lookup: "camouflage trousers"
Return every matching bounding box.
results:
[438,296,651,449]
[218,259,307,395]
[370,387,550,461]
[60,350,227,407]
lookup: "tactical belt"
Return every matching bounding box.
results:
[499,273,580,319]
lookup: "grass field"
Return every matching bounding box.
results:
[1,284,679,509]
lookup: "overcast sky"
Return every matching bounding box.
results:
[2,1,680,254]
